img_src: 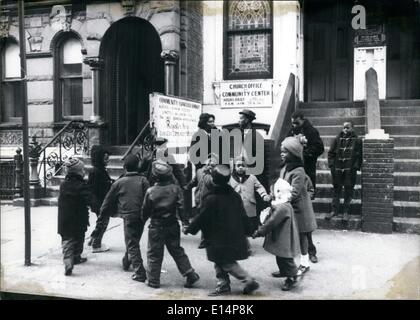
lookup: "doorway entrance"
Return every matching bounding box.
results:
[304,0,353,102]
[99,17,164,145]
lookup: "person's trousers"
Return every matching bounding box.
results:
[332,185,355,213]
[299,232,311,256]
[275,256,298,278]
[213,261,254,288]
[304,158,318,190]
[123,215,146,276]
[147,222,194,286]
[307,232,317,256]
[61,233,85,268]
[90,212,110,248]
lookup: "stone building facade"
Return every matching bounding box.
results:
[0,0,203,150]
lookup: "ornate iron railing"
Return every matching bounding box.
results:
[37,120,90,193]
[122,120,156,161]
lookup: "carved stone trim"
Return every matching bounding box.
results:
[0,130,23,145]
[0,15,10,38]
[121,0,137,16]
[50,4,72,32]
[83,57,104,71]
[160,50,179,62]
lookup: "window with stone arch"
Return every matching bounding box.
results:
[224,0,273,80]
[0,37,23,123]
[54,32,83,120]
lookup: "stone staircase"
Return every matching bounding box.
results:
[297,100,420,234]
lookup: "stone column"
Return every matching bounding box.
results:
[161,50,179,96]
[361,139,394,234]
[83,57,104,121]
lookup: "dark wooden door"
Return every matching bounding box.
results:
[386,15,420,99]
[305,0,353,102]
[100,17,164,145]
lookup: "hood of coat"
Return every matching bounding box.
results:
[338,130,358,139]
[280,158,304,173]
[65,172,85,182]
[208,182,235,195]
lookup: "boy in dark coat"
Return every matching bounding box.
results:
[87,145,113,252]
[142,160,200,289]
[185,165,260,296]
[100,154,150,282]
[326,121,362,222]
[58,157,92,276]
[252,178,300,291]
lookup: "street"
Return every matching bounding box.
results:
[1,204,419,300]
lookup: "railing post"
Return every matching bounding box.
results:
[28,135,44,200]
[14,147,23,198]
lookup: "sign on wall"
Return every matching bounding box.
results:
[149,93,202,149]
[219,80,273,108]
[354,24,386,47]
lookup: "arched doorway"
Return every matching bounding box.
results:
[99,17,164,145]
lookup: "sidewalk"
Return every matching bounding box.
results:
[1,204,419,300]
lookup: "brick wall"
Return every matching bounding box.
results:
[361,139,394,234]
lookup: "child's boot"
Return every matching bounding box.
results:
[184,271,200,288]
[297,254,310,276]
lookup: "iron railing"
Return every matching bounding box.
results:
[122,120,156,161]
[37,120,90,194]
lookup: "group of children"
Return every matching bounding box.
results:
[57,133,321,295]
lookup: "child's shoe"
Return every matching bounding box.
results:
[122,255,131,271]
[146,280,160,289]
[92,244,110,253]
[309,254,318,263]
[208,285,231,296]
[281,277,296,291]
[184,271,200,288]
[242,280,259,295]
[64,262,73,276]
[74,256,87,264]
[297,265,310,276]
[132,272,147,282]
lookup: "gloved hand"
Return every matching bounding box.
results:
[182,223,189,235]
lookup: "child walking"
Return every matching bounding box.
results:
[141,160,200,289]
[185,165,259,296]
[278,137,317,276]
[252,178,300,291]
[100,154,150,282]
[58,157,93,276]
[326,121,362,222]
[87,145,113,253]
[229,156,271,253]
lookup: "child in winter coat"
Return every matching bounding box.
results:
[142,160,200,289]
[185,165,259,296]
[278,137,317,276]
[326,121,362,222]
[100,154,150,282]
[58,157,93,276]
[184,154,218,248]
[87,145,113,253]
[252,178,300,291]
[229,156,271,253]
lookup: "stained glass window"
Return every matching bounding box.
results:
[224,1,272,79]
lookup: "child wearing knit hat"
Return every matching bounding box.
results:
[141,160,200,289]
[277,137,317,277]
[58,157,93,276]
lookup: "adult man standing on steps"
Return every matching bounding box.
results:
[287,110,325,196]
[286,110,324,264]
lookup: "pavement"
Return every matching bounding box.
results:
[1,204,419,300]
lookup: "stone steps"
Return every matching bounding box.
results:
[301,100,420,234]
